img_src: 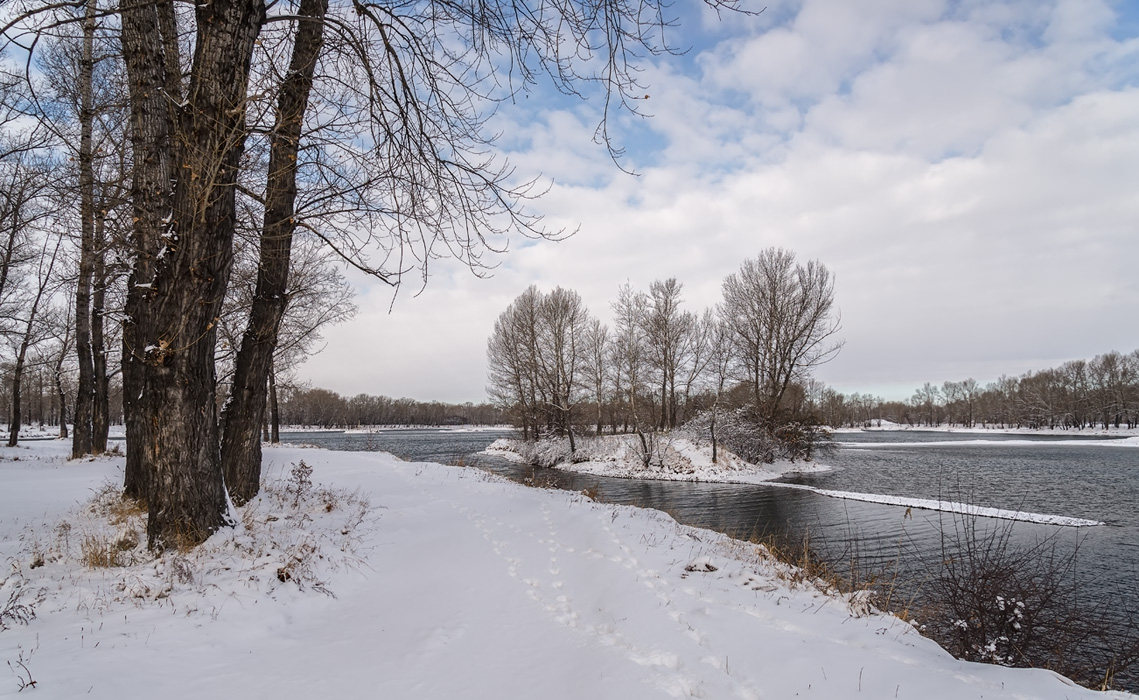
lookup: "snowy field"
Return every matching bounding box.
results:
[1,440,1132,699]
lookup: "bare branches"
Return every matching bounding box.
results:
[720,247,843,421]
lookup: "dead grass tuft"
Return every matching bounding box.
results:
[742,530,886,616]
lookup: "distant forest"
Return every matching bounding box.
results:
[275,387,506,428]
[244,344,1139,432]
[822,348,1139,431]
[2,350,1133,433]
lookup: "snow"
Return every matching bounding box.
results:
[1,440,1132,699]
[843,421,1139,440]
[764,482,1105,527]
[484,435,832,485]
[837,437,1139,449]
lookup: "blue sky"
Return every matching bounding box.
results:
[300,0,1139,404]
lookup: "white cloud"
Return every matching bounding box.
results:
[298,0,1139,404]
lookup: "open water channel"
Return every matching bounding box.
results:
[285,427,1138,683]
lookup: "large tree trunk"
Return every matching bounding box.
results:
[144,0,265,547]
[221,0,327,505]
[122,0,265,548]
[71,0,97,458]
[119,0,179,502]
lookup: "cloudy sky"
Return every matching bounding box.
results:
[299,0,1139,405]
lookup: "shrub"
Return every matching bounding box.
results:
[915,517,1139,690]
[683,407,833,464]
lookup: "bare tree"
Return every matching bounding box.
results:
[535,287,588,452]
[488,285,593,447]
[720,248,843,422]
[611,282,652,462]
[677,308,714,426]
[8,225,63,446]
[259,238,356,443]
[643,278,695,430]
[219,0,328,505]
[487,287,542,439]
[704,311,732,463]
[50,302,72,438]
[70,0,99,457]
[584,317,609,436]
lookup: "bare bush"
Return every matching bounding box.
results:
[915,517,1139,690]
[683,407,833,464]
[285,460,314,507]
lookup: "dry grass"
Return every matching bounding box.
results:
[73,482,149,568]
[12,463,376,617]
[86,481,147,525]
[733,529,890,617]
[0,586,39,631]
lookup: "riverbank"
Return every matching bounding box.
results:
[1,439,1131,698]
[840,420,1139,439]
[484,434,831,485]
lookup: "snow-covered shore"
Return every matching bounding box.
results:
[838,420,1139,440]
[1,440,1131,699]
[484,434,831,485]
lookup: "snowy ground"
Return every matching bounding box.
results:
[484,435,831,485]
[1,440,1132,699]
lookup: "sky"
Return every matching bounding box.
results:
[298,0,1139,405]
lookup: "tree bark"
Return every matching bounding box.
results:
[221,0,327,505]
[71,0,97,458]
[122,0,266,548]
[119,0,178,502]
[92,213,109,452]
[54,321,70,439]
[269,361,280,443]
[8,348,26,447]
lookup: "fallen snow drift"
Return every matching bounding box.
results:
[1,441,1130,699]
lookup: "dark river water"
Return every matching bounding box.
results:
[284,427,1138,686]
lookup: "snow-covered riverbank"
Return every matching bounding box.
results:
[1,440,1131,698]
[839,420,1139,440]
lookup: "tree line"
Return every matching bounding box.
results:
[277,387,504,428]
[486,247,843,458]
[3,0,746,547]
[810,350,1139,430]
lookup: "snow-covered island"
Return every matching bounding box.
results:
[483,434,832,485]
[1,440,1132,699]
